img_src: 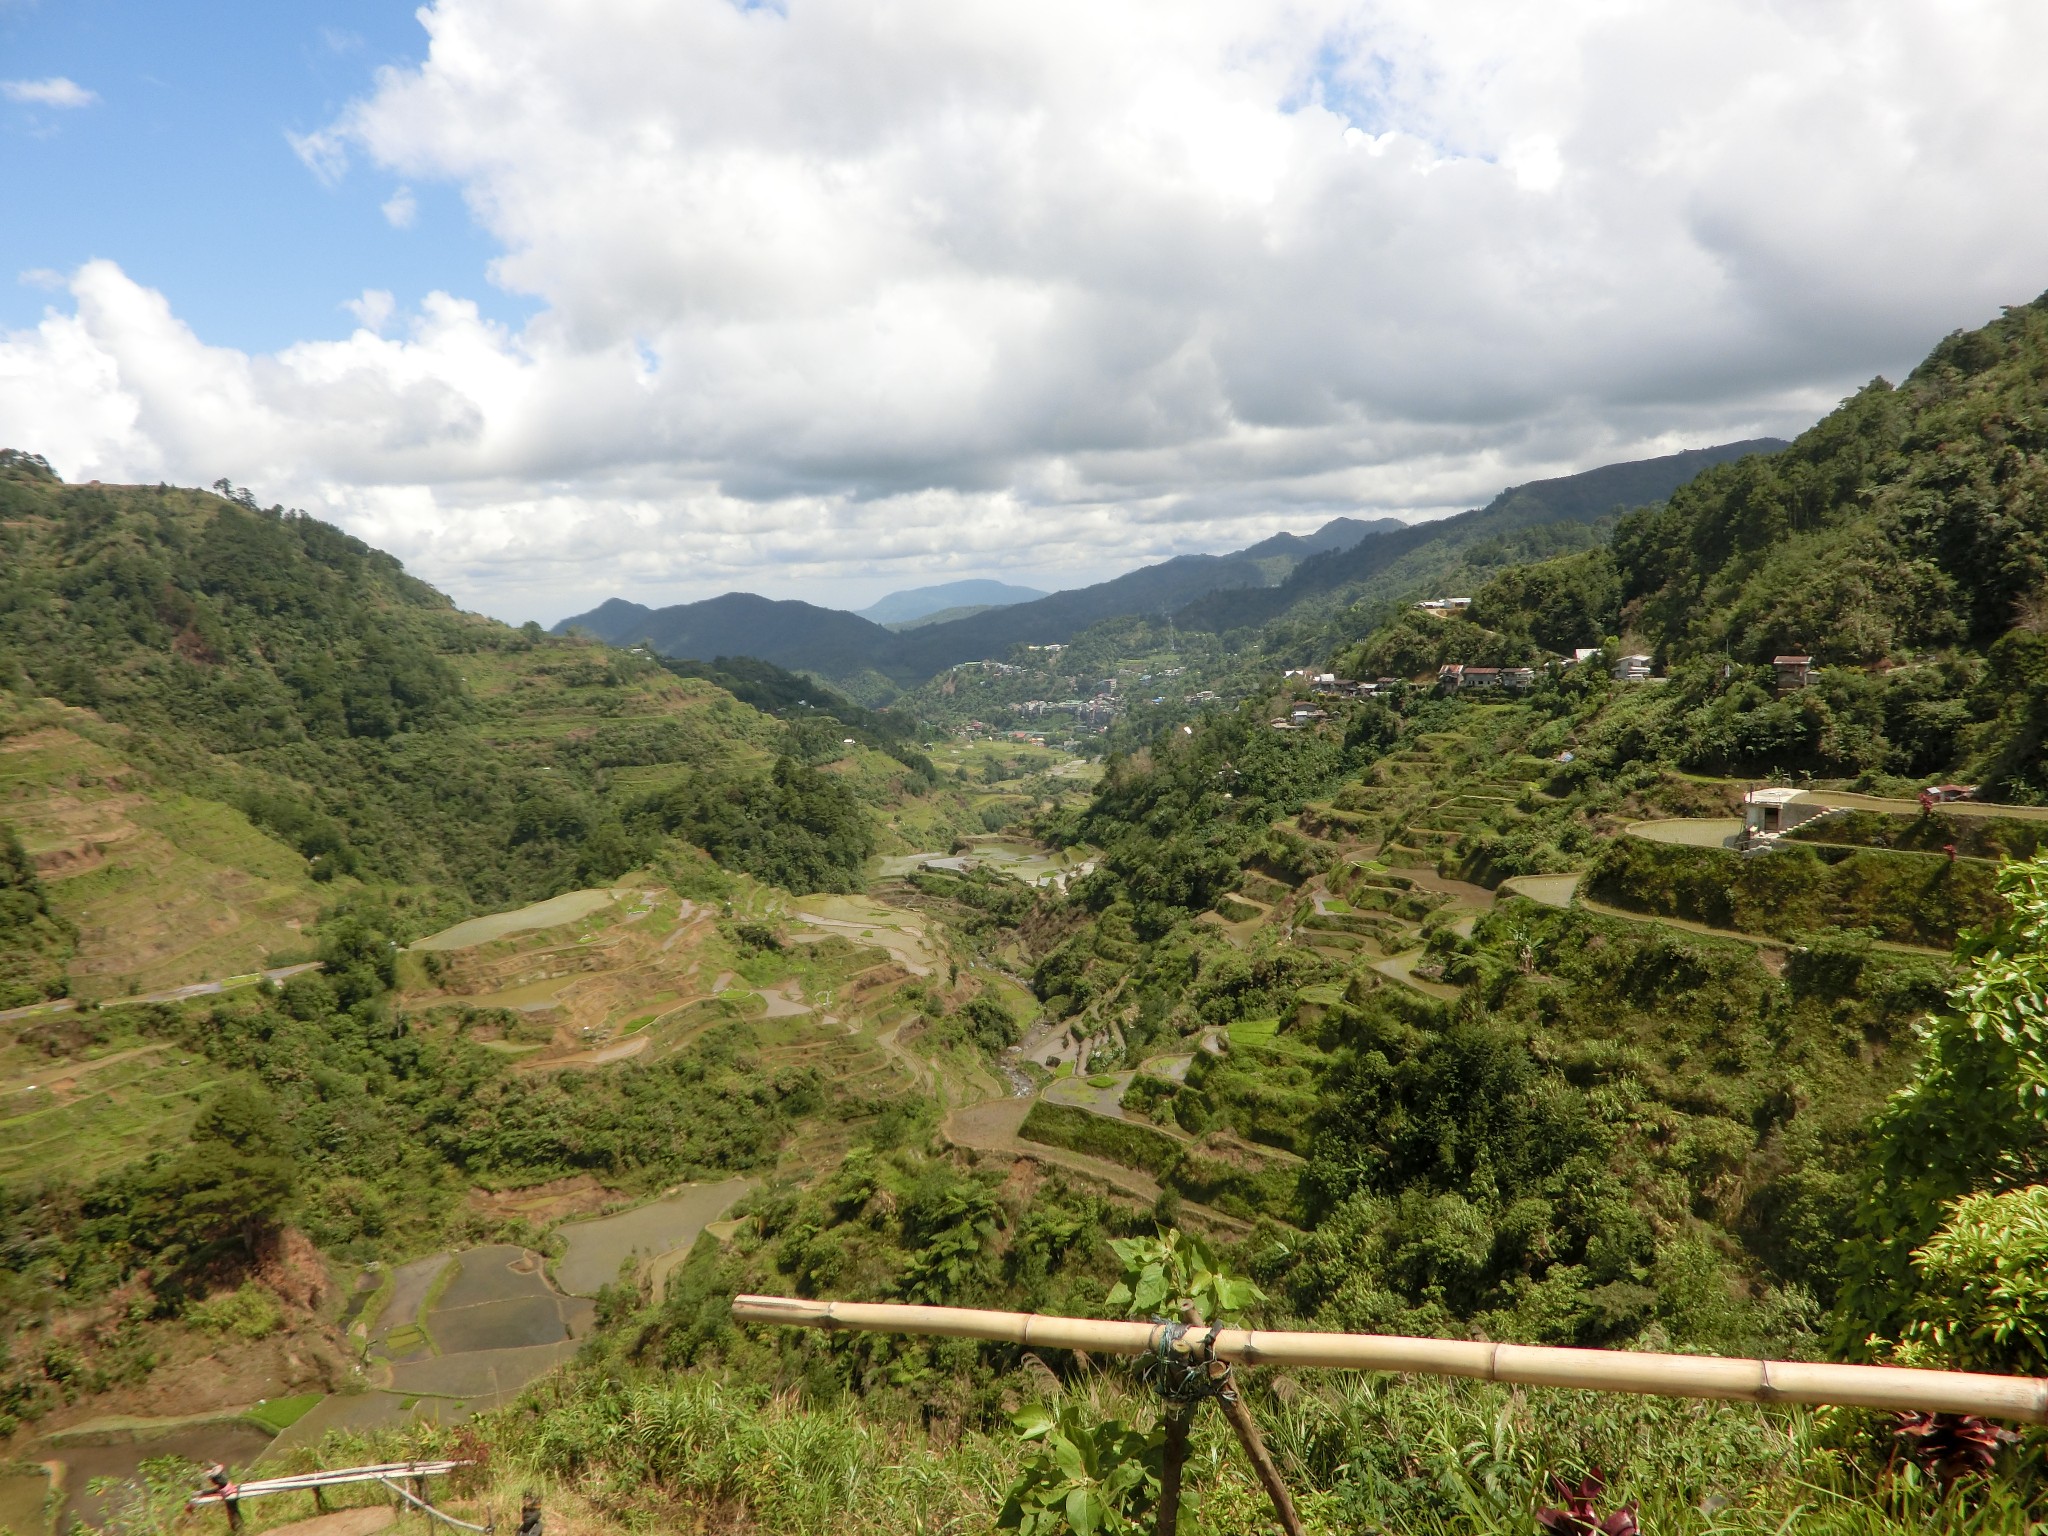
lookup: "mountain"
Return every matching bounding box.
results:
[0,452,960,988]
[556,514,1403,684]
[882,603,1004,630]
[1236,514,1407,565]
[557,454,1776,689]
[857,579,1048,625]
[561,590,906,679]
[1178,439,1789,633]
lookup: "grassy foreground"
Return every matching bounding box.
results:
[203,1366,2045,1536]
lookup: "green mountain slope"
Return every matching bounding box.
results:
[1179,439,1786,635]
[0,456,961,997]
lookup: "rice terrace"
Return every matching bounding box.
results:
[7,14,2048,1536]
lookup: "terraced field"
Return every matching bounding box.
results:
[555,1178,754,1297]
[0,1038,224,1185]
[279,1245,593,1455]
[0,711,326,995]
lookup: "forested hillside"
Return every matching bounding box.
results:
[0,454,957,933]
[1356,297,2048,799]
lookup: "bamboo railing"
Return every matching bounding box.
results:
[729,1295,2048,1422]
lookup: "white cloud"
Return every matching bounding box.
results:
[286,127,348,185]
[2,76,97,108]
[381,185,418,228]
[344,289,397,332]
[9,0,2048,623]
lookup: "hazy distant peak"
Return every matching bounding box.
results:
[858,579,1048,625]
[1235,515,1408,563]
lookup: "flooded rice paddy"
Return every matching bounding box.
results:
[554,1179,753,1296]
[40,1421,274,1533]
[410,889,622,951]
[0,1468,51,1536]
[1625,818,1744,848]
[277,1244,593,1457]
[1497,873,1585,908]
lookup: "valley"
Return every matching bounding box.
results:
[2,295,2048,1536]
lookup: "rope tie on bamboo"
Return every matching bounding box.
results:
[1149,1320,1234,1405]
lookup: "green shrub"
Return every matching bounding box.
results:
[1585,835,2003,947]
[186,1283,283,1339]
[1902,1185,2048,1376]
[1836,855,2048,1349]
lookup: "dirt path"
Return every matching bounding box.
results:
[1574,893,1948,958]
[871,1017,936,1093]
[1,1040,169,1098]
[1789,790,2048,821]
[546,1035,651,1070]
[260,1509,396,1536]
[0,962,325,1023]
[944,1100,1252,1235]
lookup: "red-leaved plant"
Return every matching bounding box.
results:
[1536,1469,1639,1536]
[1891,1412,2019,1488]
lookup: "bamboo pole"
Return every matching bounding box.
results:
[189,1463,470,1507]
[729,1296,2048,1422]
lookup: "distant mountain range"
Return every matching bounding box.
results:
[556,441,1785,685]
[858,579,1048,625]
[1179,440,1788,633]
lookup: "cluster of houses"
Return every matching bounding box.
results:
[1279,668,1402,699]
[1269,672,1404,728]
[1015,695,1120,725]
[1437,663,1539,693]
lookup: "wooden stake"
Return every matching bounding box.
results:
[1177,1301,1303,1536]
[1156,1403,1190,1536]
[729,1295,2048,1421]
[1213,1379,1304,1536]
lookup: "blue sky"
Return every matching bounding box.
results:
[0,0,528,351]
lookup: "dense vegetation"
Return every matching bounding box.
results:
[657,654,937,783]
[0,819,72,1007]
[0,457,941,935]
[634,756,878,894]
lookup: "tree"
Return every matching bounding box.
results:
[1835,855,2048,1351]
[136,1084,298,1274]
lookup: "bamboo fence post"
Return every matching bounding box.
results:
[727,1296,2048,1422]
[1156,1404,1190,1536]
[1174,1300,1304,1536]
[1214,1384,1304,1536]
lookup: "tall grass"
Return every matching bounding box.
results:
[259,1367,2045,1536]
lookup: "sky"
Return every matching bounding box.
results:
[4,1,2048,626]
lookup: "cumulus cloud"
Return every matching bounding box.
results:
[8,0,2048,621]
[2,76,97,108]
[380,186,418,228]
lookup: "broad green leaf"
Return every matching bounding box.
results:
[1133,1267,1169,1312]
[1066,1487,1100,1536]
